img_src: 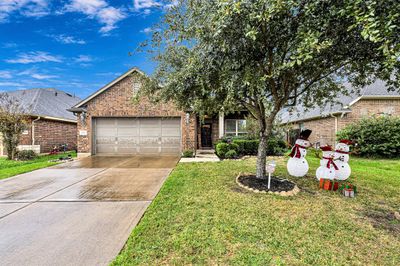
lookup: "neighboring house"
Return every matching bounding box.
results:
[280,80,400,146]
[69,67,245,157]
[0,88,80,156]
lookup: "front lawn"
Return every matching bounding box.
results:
[113,154,400,265]
[0,151,76,180]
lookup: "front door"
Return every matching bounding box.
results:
[201,123,212,148]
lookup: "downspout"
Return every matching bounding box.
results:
[32,116,41,145]
[330,112,347,145]
[330,114,338,146]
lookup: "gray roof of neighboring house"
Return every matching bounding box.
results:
[280,80,400,124]
[4,88,81,121]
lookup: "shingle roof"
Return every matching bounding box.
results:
[4,88,81,121]
[280,80,400,124]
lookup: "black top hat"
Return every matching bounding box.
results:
[299,129,312,140]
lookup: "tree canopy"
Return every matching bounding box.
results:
[140,0,399,178]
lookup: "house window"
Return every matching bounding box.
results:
[225,119,246,136]
[132,82,141,93]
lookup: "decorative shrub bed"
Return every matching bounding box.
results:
[215,136,287,159]
[337,117,400,158]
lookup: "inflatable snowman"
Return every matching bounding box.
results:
[287,129,312,177]
[334,140,352,181]
[316,145,337,181]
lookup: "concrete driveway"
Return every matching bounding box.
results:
[0,155,179,266]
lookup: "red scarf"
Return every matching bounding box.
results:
[289,144,306,158]
[323,156,339,170]
[335,150,349,154]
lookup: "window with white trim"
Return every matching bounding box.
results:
[225,119,246,136]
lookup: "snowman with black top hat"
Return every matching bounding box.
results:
[287,129,312,177]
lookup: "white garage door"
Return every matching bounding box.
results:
[94,118,181,155]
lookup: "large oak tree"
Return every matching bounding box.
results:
[140,0,399,178]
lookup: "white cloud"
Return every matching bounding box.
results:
[17,67,58,80]
[74,55,93,62]
[64,0,126,34]
[0,0,50,23]
[5,51,63,64]
[0,71,12,79]
[133,0,177,14]
[31,73,57,80]
[0,81,24,87]
[133,0,161,10]
[48,34,86,44]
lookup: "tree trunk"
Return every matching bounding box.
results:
[256,132,267,179]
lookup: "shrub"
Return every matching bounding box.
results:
[215,142,239,158]
[230,137,286,156]
[266,137,287,156]
[225,150,238,159]
[182,150,194,158]
[336,117,400,158]
[232,139,259,155]
[17,150,37,161]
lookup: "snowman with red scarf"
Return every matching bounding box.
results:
[334,139,352,181]
[287,129,312,177]
[316,145,337,181]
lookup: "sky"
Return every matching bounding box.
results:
[0,0,174,99]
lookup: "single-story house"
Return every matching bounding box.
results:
[0,88,80,156]
[69,67,246,157]
[280,80,400,146]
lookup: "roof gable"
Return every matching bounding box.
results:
[73,67,145,108]
[5,88,81,121]
[280,80,400,124]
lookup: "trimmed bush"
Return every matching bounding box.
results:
[232,139,259,155]
[17,150,37,161]
[266,137,287,156]
[225,150,238,159]
[182,150,194,158]
[215,142,239,158]
[336,117,400,158]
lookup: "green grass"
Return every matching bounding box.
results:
[0,151,77,180]
[113,154,400,265]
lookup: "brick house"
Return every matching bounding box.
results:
[69,67,246,157]
[280,80,400,146]
[0,88,80,156]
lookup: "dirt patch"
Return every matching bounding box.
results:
[362,209,400,234]
[238,174,296,192]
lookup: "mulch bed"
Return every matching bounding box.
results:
[238,174,296,193]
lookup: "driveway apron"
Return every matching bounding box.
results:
[0,156,179,266]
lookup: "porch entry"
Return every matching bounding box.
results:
[201,123,213,148]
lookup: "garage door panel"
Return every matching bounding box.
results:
[118,128,139,136]
[97,128,116,137]
[162,118,181,126]
[162,128,180,137]
[117,137,139,145]
[95,117,181,155]
[140,118,161,127]
[96,137,115,145]
[96,119,115,127]
[162,137,180,145]
[96,145,116,154]
[117,119,138,127]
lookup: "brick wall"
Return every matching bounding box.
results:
[77,71,197,154]
[288,98,400,146]
[34,119,77,153]
[1,118,77,155]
